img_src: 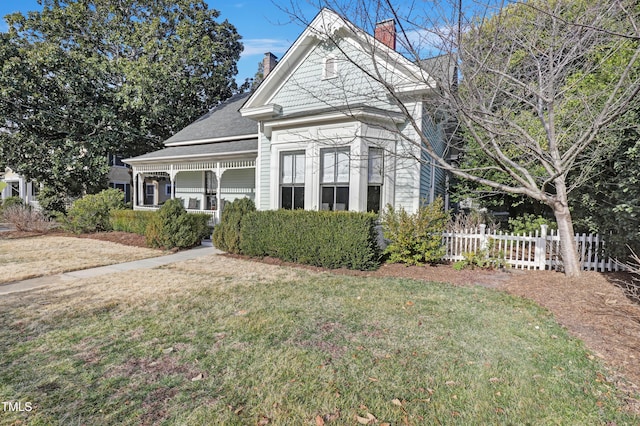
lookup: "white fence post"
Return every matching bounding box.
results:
[535,224,548,270]
[479,224,488,251]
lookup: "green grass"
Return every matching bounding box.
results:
[0,267,637,425]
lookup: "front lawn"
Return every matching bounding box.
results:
[0,255,636,425]
[0,236,163,284]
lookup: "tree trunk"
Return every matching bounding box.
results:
[551,186,581,277]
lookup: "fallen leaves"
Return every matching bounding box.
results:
[191,373,204,381]
[355,412,376,424]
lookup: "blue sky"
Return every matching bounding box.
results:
[0,1,319,84]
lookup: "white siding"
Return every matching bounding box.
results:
[175,171,204,209]
[221,169,255,203]
[271,37,407,116]
[259,135,271,210]
[420,107,446,205]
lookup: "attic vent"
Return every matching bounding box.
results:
[323,55,337,79]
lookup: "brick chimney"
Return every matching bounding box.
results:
[263,52,278,78]
[374,19,396,50]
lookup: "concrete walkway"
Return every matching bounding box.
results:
[0,244,222,296]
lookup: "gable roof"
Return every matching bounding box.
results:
[125,92,258,164]
[241,8,436,116]
[164,92,257,146]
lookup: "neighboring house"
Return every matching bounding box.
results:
[125,8,448,223]
[0,169,39,208]
[106,154,133,204]
[1,154,132,207]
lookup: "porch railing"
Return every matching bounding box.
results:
[134,205,219,225]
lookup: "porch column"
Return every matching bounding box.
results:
[169,165,177,200]
[132,171,138,208]
[215,162,226,223]
[137,173,145,206]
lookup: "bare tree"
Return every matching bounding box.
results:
[280,0,640,277]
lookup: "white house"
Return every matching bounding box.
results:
[0,169,39,207]
[1,154,133,208]
[125,8,448,223]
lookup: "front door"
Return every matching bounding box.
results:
[145,184,155,205]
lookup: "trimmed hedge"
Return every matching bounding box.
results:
[110,210,156,236]
[239,210,381,270]
[212,198,255,253]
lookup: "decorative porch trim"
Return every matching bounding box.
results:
[132,159,255,174]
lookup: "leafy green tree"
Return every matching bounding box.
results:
[570,117,640,259]
[0,0,243,199]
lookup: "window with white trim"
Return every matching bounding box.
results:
[280,151,305,210]
[9,182,19,197]
[111,182,131,203]
[320,148,349,211]
[367,148,384,213]
[323,55,337,79]
[30,182,40,197]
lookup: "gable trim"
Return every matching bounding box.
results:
[242,8,436,112]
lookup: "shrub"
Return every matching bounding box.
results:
[2,204,55,232]
[381,197,448,265]
[110,209,156,235]
[452,238,508,271]
[145,199,209,249]
[240,209,381,270]
[36,185,68,217]
[508,213,557,235]
[1,196,24,211]
[63,188,125,233]
[212,198,256,253]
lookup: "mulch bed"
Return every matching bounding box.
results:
[3,230,639,413]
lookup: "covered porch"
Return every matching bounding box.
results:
[130,159,255,225]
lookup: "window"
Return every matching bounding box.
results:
[280,151,305,210]
[320,148,349,211]
[9,182,20,197]
[108,154,126,167]
[165,184,172,196]
[30,182,39,198]
[111,182,131,203]
[323,56,337,79]
[367,148,384,213]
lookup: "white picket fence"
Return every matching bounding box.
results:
[442,224,624,272]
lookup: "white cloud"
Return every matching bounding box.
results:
[241,38,291,57]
